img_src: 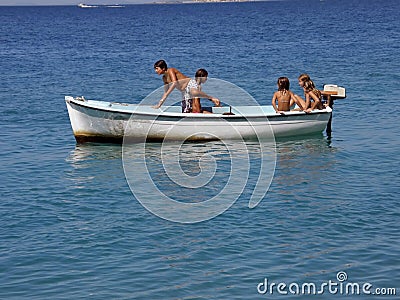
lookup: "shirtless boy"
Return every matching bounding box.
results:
[152,59,191,110]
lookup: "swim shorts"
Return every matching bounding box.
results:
[181,79,199,113]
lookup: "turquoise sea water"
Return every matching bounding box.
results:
[1,0,399,299]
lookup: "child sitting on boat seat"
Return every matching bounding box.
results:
[272,77,304,114]
[189,69,221,113]
[293,73,323,113]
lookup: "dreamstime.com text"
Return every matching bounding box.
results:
[257,272,397,296]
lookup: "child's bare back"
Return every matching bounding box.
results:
[275,90,293,111]
[272,77,296,114]
[163,68,190,91]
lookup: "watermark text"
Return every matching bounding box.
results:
[257,271,397,296]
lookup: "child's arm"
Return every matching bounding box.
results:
[308,91,322,110]
[289,91,296,107]
[153,71,178,109]
[271,92,279,113]
[304,92,311,110]
[190,88,221,107]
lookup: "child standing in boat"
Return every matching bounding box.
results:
[272,77,303,114]
[152,59,191,110]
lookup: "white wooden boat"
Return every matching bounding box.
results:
[77,3,98,8]
[65,96,335,143]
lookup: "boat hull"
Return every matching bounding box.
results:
[65,96,331,143]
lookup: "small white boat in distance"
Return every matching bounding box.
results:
[65,96,334,143]
[78,3,98,8]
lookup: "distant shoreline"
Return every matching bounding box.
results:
[0,0,268,6]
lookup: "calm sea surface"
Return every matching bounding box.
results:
[1,0,399,299]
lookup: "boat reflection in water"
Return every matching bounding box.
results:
[122,139,276,222]
[66,135,333,222]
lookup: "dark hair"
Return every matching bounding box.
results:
[154,59,167,70]
[277,77,290,91]
[195,68,208,79]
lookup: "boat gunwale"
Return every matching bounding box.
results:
[65,96,331,120]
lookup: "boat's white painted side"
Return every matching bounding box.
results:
[65,96,331,143]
